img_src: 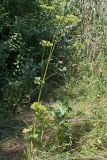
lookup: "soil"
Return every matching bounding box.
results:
[0,138,26,160]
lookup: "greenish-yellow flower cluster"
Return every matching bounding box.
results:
[56,14,80,24]
[40,5,54,11]
[40,40,53,47]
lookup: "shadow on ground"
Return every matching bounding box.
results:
[0,111,31,160]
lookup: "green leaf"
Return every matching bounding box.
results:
[30,134,39,139]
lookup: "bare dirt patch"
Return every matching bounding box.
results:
[0,138,26,160]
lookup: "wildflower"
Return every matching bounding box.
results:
[40,40,53,47]
[40,5,54,11]
[65,14,80,24]
[56,15,64,22]
[31,102,47,112]
[56,14,80,25]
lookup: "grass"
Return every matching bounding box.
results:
[1,60,107,160]
[29,59,107,159]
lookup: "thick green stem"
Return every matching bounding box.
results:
[38,40,56,102]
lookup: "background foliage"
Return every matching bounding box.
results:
[0,0,81,112]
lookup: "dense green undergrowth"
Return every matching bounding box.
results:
[25,64,107,159]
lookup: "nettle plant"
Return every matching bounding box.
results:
[23,3,80,155]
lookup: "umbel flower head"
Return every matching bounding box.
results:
[56,14,80,24]
[65,14,80,24]
[56,15,65,23]
[40,5,54,11]
[31,102,47,112]
[40,40,53,47]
